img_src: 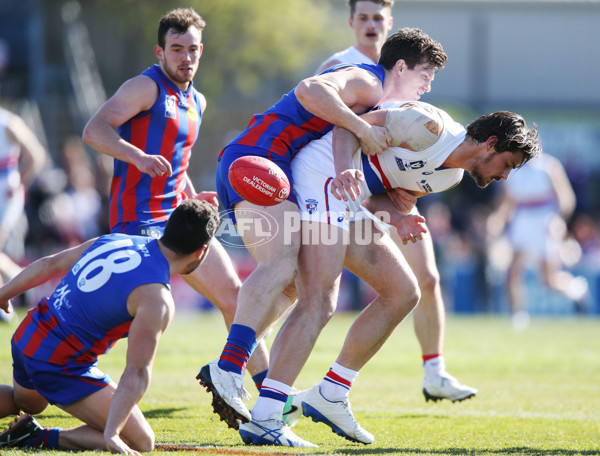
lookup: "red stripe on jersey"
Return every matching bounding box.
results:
[49,333,85,364]
[122,115,151,223]
[272,115,330,157]
[236,114,279,148]
[13,306,36,344]
[369,155,392,189]
[109,177,121,230]
[149,86,179,219]
[76,321,131,364]
[22,314,60,358]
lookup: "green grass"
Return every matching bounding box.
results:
[1,311,599,456]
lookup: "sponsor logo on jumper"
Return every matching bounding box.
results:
[395,157,426,171]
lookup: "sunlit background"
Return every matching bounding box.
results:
[1,0,599,318]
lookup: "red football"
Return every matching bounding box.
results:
[228,156,291,206]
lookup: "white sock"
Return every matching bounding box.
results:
[423,355,446,378]
[319,362,358,402]
[251,378,291,421]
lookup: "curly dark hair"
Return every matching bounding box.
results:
[158,7,206,49]
[348,0,394,17]
[161,199,219,255]
[466,111,542,166]
[379,27,447,71]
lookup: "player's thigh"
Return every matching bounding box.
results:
[183,238,242,298]
[392,227,440,285]
[296,221,347,303]
[234,199,301,265]
[61,382,152,442]
[344,222,418,296]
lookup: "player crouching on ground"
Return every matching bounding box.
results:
[0,199,218,453]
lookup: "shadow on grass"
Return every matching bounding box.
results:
[144,407,188,418]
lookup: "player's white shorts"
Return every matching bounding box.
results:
[292,133,416,233]
[293,131,362,232]
[506,205,560,259]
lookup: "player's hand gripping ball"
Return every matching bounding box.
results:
[228,156,291,206]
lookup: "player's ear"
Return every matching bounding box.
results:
[154,44,164,61]
[395,59,406,73]
[195,244,208,261]
[486,136,498,152]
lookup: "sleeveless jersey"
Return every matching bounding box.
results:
[12,234,170,366]
[319,46,376,69]
[111,64,203,230]
[504,154,557,209]
[353,101,465,199]
[223,63,385,162]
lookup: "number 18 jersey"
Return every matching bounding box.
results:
[12,234,170,366]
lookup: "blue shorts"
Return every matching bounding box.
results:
[216,145,297,223]
[111,220,166,238]
[12,340,112,406]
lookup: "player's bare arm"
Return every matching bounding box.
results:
[331,109,388,201]
[295,66,390,155]
[363,194,427,244]
[104,283,174,454]
[0,239,96,314]
[82,75,173,178]
[180,172,218,207]
[332,104,443,203]
[6,113,47,187]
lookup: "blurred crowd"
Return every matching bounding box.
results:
[2,102,600,320]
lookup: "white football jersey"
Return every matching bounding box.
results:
[318,46,376,71]
[352,101,466,199]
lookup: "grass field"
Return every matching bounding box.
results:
[1,310,598,456]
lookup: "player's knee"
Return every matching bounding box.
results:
[130,429,155,453]
[416,269,440,296]
[384,283,420,318]
[269,260,298,288]
[296,290,337,326]
[16,397,48,415]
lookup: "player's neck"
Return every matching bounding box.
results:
[442,137,478,171]
[354,44,379,64]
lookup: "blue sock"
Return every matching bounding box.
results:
[218,324,257,374]
[252,369,268,390]
[24,427,60,449]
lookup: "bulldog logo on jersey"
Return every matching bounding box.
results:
[305,199,318,214]
[165,95,177,119]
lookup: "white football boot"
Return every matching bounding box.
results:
[422,371,477,402]
[282,387,309,427]
[196,359,251,429]
[239,416,317,448]
[300,384,374,444]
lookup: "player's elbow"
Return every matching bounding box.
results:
[294,78,320,106]
[81,119,99,148]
